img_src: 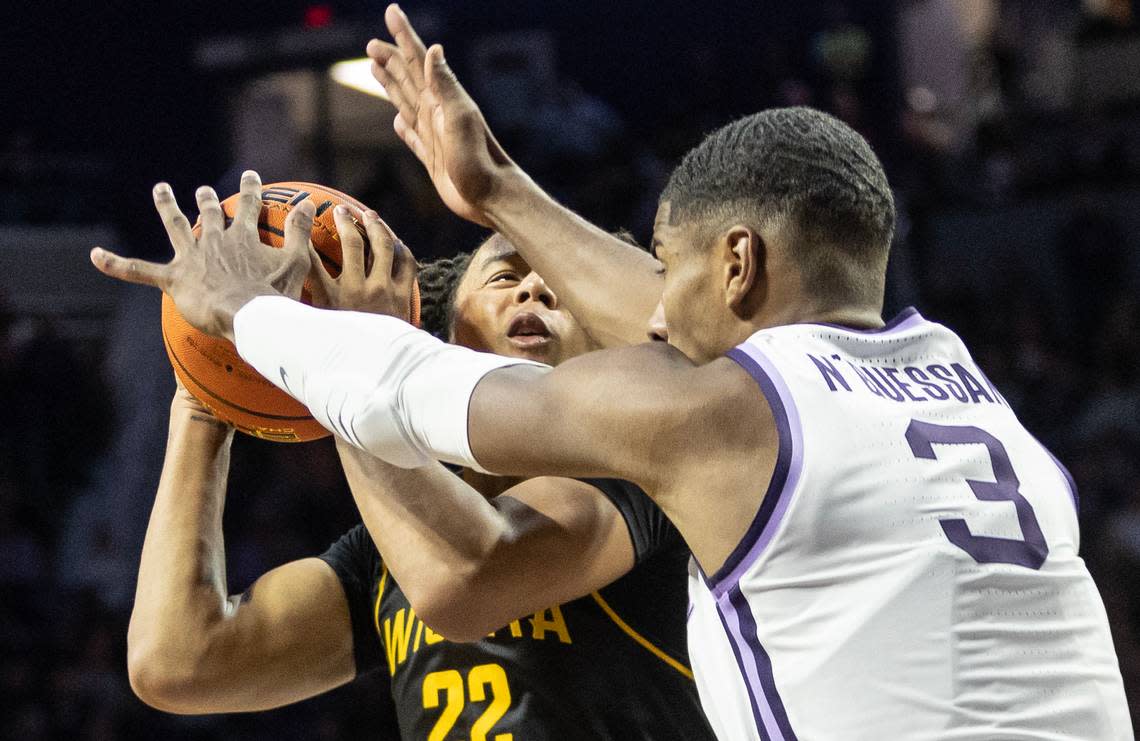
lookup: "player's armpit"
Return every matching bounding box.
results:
[128,557,356,714]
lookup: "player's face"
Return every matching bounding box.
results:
[649,202,734,364]
[450,236,601,365]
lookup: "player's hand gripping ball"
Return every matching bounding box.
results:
[307,204,419,321]
[161,182,421,442]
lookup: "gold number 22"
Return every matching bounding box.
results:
[422,663,513,741]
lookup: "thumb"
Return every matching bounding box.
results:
[425,44,463,103]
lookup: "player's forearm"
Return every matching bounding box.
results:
[484,171,663,348]
[233,296,540,469]
[335,441,515,633]
[335,443,630,640]
[233,297,666,484]
[127,401,235,707]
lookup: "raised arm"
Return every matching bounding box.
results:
[366,5,662,346]
[126,389,357,713]
[336,443,635,641]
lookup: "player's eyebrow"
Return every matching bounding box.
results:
[479,244,520,269]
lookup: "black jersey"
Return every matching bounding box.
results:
[320,478,715,741]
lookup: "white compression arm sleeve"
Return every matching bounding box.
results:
[232,295,546,470]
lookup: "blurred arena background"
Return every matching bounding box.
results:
[1,0,1138,737]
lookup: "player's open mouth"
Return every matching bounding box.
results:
[507,312,553,348]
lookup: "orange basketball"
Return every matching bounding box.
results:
[161,181,421,442]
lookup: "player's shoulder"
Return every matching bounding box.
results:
[633,352,776,498]
[689,354,776,433]
[632,340,767,416]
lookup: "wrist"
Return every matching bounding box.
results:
[482,167,538,222]
[170,396,235,441]
[219,287,278,343]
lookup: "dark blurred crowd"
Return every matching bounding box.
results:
[3,1,1140,738]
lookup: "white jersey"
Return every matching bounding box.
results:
[688,308,1131,740]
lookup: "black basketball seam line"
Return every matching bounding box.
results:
[197,187,353,273]
[161,323,316,422]
[254,218,343,273]
[252,221,341,272]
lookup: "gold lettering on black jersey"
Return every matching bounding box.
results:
[529,605,572,644]
[385,607,417,674]
[382,605,574,675]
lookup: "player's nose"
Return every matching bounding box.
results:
[647,300,668,342]
[514,271,557,309]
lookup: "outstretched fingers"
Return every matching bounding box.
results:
[370,55,417,133]
[196,185,225,238]
[383,48,424,123]
[368,38,420,111]
[151,183,195,254]
[90,247,170,289]
[233,170,263,230]
[385,4,428,90]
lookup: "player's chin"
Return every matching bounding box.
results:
[503,334,559,363]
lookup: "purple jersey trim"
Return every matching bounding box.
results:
[710,345,804,598]
[809,306,923,335]
[712,584,798,741]
[1030,432,1080,515]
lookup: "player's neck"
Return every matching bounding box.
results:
[753,297,886,334]
[462,468,524,499]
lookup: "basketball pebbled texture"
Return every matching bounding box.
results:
[161,181,421,442]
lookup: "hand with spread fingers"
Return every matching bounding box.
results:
[307,205,418,322]
[366,4,519,227]
[89,170,314,343]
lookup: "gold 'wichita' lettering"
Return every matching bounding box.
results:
[382,605,573,675]
[530,605,572,644]
[384,608,416,674]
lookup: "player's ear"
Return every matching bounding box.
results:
[723,225,762,316]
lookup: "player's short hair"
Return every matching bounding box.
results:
[660,106,895,298]
[418,250,474,340]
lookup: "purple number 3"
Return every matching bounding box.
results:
[906,420,1048,569]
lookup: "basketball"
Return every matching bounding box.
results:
[161,182,421,442]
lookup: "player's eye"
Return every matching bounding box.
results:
[488,271,520,285]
